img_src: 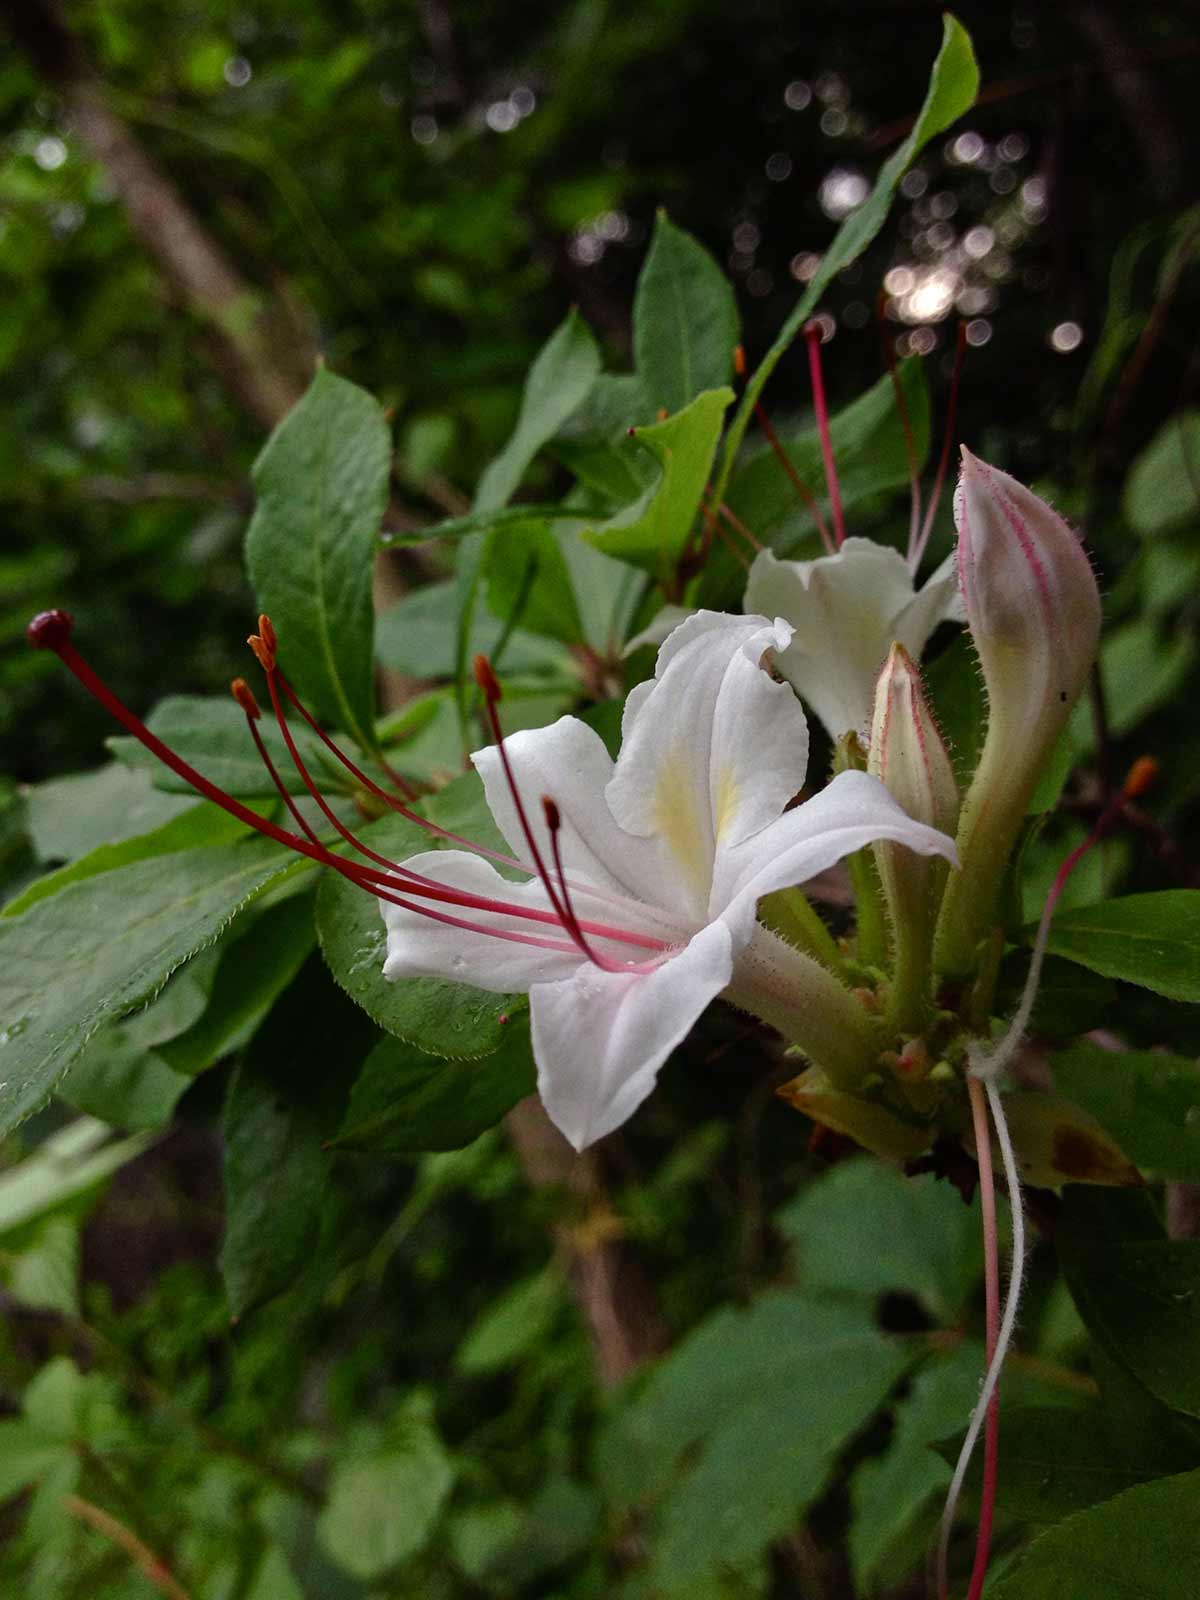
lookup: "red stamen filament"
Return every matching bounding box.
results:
[804,321,847,549]
[910,320,968,574]
[31,615,670,962]
[752,402,836,556]
[878,305,924,563]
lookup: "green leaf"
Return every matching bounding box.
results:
[4,798,250,918]
[630,1294,915,1588]
[8,1215,80,1316]
[245,365,392,752]
[989,1468,1200,1599]
[457,311,602,732]
[377,576,569,678]
[391,501,603,548]
[484,520,586,648]
[159,894,317,1076]
[634,213,739,415]
[336,1012,535,1153]
[220,956,370,1318]
[924,635,986,792]
[0,1119,155,1236]
[474,311,602,515]
[1033,890,1200,1002]
[315,811,515,1059]
[108,693,325,797]
[0,840,301,1138]
[1052,1045,1200,1182]
[456,1266,561,1375]
[709,15,978,512]
[62,1033,191,1131]
[583,387,734,576]
[597,1291,914,1588]
[939,1403,1199,1527]
[1124,410,1200,536]
[23,763,196,864]
[0,1419,70,1502]
[1059,1188,1200,1418]
[317,1397,456,1579]
[775,1158,981,1321]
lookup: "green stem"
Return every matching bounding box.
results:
[848,846,888,970]
[757,887,847,980]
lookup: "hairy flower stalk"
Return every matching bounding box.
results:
[868,644,959,1035]
[934,450,1102,981]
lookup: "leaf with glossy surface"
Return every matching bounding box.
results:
[1034,891,1200,1002]
[1059,1188,1200,1418]
[0,840,301,1138]
[336,1013,535,1153]
[221,956,370,1318]
[1052,1045,1200,1182]
[23,763,196,864]
[245,366,391,752]
[989,1469,1200,1599]
[377,576,569,678]
[634,213,739,415]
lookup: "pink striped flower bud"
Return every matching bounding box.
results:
[935,450,1101,980]
[868,643,959,1032]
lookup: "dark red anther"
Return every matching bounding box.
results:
[473,654,502,703]
[26,609,75,651]
[497,1012,509,1026]
[1122,755,1158,801]
[541,795,561,833]
[231,678,261,720]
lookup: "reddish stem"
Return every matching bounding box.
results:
[965,1075,1000,1600]
[804,321,847,548]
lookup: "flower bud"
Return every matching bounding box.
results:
[869,644,958,1032]
[935,450,1101,980]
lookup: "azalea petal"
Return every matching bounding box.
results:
[745,539,955,739]
[892,550,965,651]
[712,768,959,942]
[605,611,808,912]
[380,850,590,993]
[531,919,734,1150]
[472,717,689,920]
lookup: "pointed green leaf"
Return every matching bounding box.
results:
[0,840,301,1138]
[1033,891,1200,1002]
[245,366,392,752]
[634,213,740,415]
[989,1469,1200,1599]
[1052,1045,1200,1182]
[583,387,734,576]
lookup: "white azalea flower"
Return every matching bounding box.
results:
[743,539,963,741]
[382,611,957,1150]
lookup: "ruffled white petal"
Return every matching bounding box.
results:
[381,850,590,993]
[472,717,689,920]
[745,540,960,739]
[531,919,734,1150]
[605,612,808,911]
[711,768,959,944]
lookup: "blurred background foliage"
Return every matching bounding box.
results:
[1,2,1199,1596]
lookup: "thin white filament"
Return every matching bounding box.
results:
[934,1074,1027,1596]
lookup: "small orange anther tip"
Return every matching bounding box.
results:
[733,344,747,376]
[26,609,75,650]
[246,636,267,671]
[231,678,261,719]
[472,654,501,700]
[258,614,277,652]
[656,407,669,422]
[541,795,561,830]
[1123,755,1158,800]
